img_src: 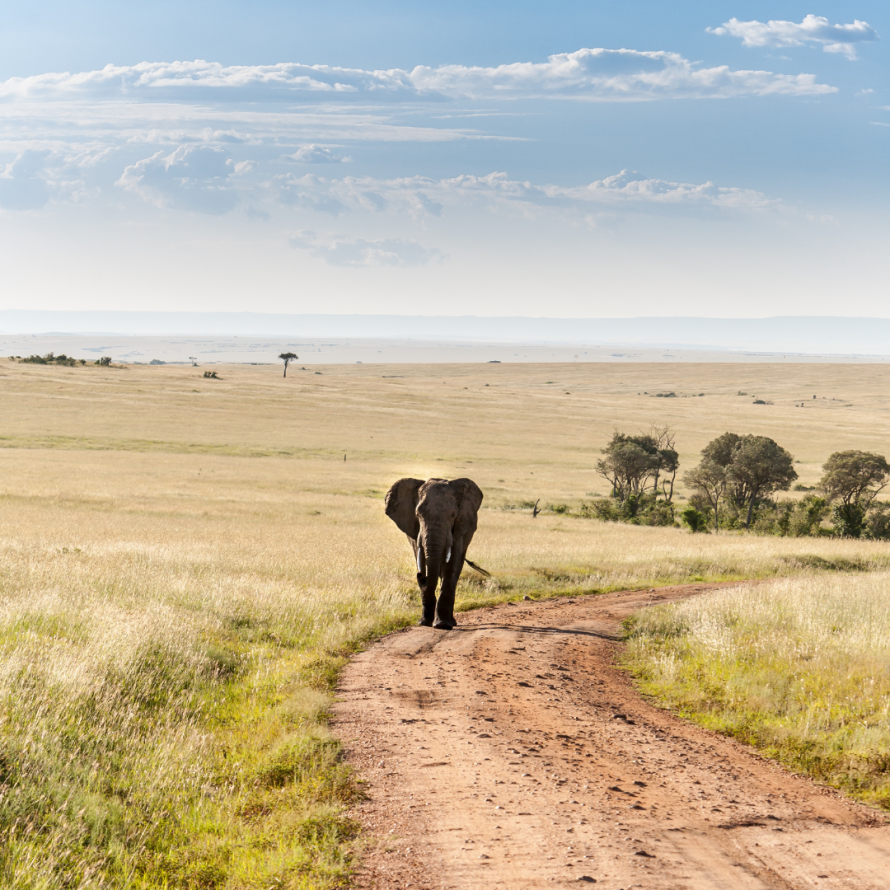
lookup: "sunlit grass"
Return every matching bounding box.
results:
[623,573,890,810]
[3,360,890,885]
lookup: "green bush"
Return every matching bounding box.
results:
[832,503,866,538]
[865,503,890,540]
[789,495,829,536]
[582,494,675,527]
[680,507,709,533]
[20,353,84,367]
[580,499,620,521]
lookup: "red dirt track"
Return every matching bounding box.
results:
[333,584,890,889]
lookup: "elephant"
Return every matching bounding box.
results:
[384,477,487,630]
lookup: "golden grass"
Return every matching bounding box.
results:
[623,573,890,809]
[2,359,890,886]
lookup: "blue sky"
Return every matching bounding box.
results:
[0,2,886,318]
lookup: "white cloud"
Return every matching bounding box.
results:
[0,60,415,101]
[290,144,351,164]
[269,169,775,219]
[289,230,442,267]
[708,15,878,61]
[115,144,239,214]
[410,48,833,99]
[0,50,834,102]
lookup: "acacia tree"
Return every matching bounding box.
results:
[595,427,679,504]
[700,432,752,510]
[729,436,797,529]
[683,460,728,533]
[693,432,797,529]
[279,352,298,377]
[595,439,657,501]
[820,451,890,508]
[650,425,679,501]
[820,450,890,537]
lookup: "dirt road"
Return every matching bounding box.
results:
[333,585,890,889]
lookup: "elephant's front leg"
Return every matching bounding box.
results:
[417,571,438,626]
[433,552,463,630]
[412,539,437,626]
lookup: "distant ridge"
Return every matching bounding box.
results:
[1,311,889,355]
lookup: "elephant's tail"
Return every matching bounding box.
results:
[465,559,491,578]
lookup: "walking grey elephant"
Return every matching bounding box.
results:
[384,477,487,630]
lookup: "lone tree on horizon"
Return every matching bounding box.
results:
[279,352,298,377]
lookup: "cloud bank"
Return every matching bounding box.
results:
[0,49,834,102]
[409,48,833,99]
[709,15,878,61]
[270,169,775,219]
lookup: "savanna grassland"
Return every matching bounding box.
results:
[2,358,890,888]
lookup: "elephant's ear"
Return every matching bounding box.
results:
[450,478,484,533]
[384,478,424,538]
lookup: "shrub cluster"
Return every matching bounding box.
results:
[14,353,114,367]
[18,352,87,366]
[581,493,676,527]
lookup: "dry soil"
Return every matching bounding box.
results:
[334,585,890,889]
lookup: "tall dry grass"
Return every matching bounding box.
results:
[624,573,890,809]
[0,499,418,888]
[3,360,890,884]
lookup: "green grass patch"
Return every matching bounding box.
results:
[623,574,890,811]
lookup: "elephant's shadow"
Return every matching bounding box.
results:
[448,621,621,642]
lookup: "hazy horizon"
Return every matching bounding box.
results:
[4,312,890,360]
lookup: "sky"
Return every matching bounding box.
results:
[0,1,886,319]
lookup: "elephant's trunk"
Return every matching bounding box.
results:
[418,528,451,589]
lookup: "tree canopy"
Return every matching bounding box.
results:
[278,352,298,377]
[688,432,797,529]
[820,450,890,509]
[595,427,678,503]
[730,436,797,527]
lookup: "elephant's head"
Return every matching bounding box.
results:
[384,476,484,628]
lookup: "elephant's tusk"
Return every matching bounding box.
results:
[417,548,423,572]
[445,547,452,563]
